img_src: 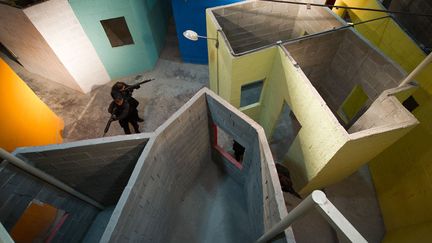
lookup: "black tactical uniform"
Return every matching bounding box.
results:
[111,82,143,122]
[108,96,140,134]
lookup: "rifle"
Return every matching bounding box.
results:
[124,78,155,91]
[103,106,117,137]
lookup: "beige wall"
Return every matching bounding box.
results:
[0,4,80,91]
[24,0,110,93]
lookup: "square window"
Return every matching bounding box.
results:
[402,95,419,112]
[211,124,245,169]
[240,80,264,107]
[270,103,302,162]
[100,17,134,47]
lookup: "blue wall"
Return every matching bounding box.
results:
[70,0,170,79]
[172,0,242,64]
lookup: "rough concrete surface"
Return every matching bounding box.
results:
[168,160,253,243]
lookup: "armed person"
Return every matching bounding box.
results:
[108,92,140,134]
[111,81,143,122]
[104,78,155,136]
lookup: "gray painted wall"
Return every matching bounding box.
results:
[104,95,211,242]
[207,94,264,239]
[17,138,148,206]
[102,89,292,242]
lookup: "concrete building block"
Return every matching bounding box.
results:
[88,88,291,242]
[23,0,110,93]
[0,4,80,91]
[16,138,149,206]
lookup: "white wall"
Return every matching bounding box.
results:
[24,0,110,93]
[0,4,80,91]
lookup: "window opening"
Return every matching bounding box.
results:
[100,17,134,47]
[240,80,264,107]
[212,124,245,169]
[337,84,369,125]
[270,103,302,162]
[402,95,419,112]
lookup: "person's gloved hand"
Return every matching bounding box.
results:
[111,114,118,121]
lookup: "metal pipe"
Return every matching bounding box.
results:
[399,52,432,87]
[256,191,319,243]
[255,190,366,243]
[261,0,432,17]
[0,148,104,210]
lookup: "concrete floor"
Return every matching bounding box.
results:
[168,160,253,243]
[1,21,385,243]
[283,165,385,243]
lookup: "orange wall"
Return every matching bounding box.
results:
[0,58,63,151]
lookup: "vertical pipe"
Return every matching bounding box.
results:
[399,52,432,87]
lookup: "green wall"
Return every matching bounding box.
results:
[69,0,170,79]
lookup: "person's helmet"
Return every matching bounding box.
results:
[112,91,123,101]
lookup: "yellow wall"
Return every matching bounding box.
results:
[333,0,432,94]
[0,58,63,151]
[370,88,432,241]
[333,1,432,241]
[207,9,416,196]
[263,48,348,190]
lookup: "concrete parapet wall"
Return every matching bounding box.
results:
[15,136,149,206]
[101,88,292,242]
[102,94,211,242]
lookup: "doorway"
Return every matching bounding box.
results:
[269,102,301,162]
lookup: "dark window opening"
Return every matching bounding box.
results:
[212,124,245,169]
[240,80,264,107]
[270,103,302,162]
[325,0,336,9]
[381,0,393,8]
[100,17,134,48]
[402,95,419,112]
[342,10,352,23]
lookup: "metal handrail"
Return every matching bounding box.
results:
[256,190,367,243]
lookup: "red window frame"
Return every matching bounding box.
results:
[211,124,243,170]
